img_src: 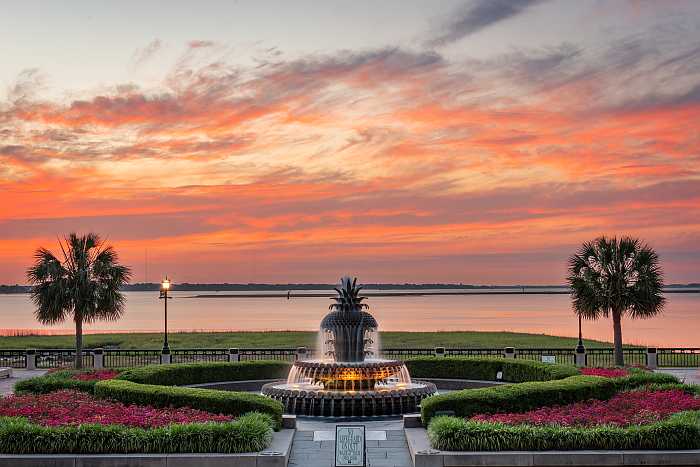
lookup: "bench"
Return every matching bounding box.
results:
[0,367,12,379]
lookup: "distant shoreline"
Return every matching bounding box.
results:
[2,284,699,295]
[185,288,700,298]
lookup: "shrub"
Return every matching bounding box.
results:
[427,411,700,451]
[405,357,579,383]
[94,379,284,429]
[14,369,125,395]
[421,371,678,424]
[116,360,291,386]
[0,412,272,454]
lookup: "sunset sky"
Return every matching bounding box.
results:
[1,0,699,285]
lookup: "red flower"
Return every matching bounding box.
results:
[72,370,120,381]
[0,390,232,428]
[580,367,629,378]
[471,390,700,427]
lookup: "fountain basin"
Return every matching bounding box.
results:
[261,380,437,417]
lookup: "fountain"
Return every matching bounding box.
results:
[262,277,437,416]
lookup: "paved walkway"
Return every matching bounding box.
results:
[656,367,700,384]
[0,369,46,395]
[290,418,412,467]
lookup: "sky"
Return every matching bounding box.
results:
[1,0,699,285]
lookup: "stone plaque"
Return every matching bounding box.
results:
[335,425,365,467]
[542,355,556,364]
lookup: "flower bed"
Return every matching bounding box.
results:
[580,367,629,378]
[72,369,120,381]
[0,390,231,428]
[472,389,700,427]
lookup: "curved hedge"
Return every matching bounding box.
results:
[14,369,126,395]
[428,410,700,451]
[405,357,579,382]
[94,379,284,429]
[116,361,291,386]
[421,371,679,424]
[0,412,273,454]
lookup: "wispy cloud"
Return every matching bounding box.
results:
[131,39,163,67]
[425,0,548,48]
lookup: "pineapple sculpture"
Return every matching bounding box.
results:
[321,276,378,362]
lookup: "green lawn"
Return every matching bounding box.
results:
[0,330,612,349]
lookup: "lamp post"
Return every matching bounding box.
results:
[160,277,171,354]
[576,313,585,353]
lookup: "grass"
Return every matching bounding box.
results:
[0,330,612,349]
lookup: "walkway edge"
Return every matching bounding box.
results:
[405,427,700,467]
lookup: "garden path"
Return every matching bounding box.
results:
[0,369,46,395]
[290,418,412,467]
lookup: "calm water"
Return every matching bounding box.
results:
[1,290,698,347]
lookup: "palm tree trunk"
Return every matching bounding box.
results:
[75,318,83,369]
[612,312,624,366]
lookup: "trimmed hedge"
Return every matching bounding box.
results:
[421,371,678,424]
[95,379,284,429]
[0,412,273,454]
[428,410,700,451]
[116,360,291,386]
[14,369,127,395]
[405,357,579,382]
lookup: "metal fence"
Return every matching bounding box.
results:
[7,346,700,369]
[104,350,161,368]
[0,350,26,368]
[35,349,93,369]
[658,348,700,367]
[171,348,229,364]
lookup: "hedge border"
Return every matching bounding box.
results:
[0,412,272,454]
[427,410,700,451]
[405,356,579,382]
[14,369,127,395]
[116,360,291,386]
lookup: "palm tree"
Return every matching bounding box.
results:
[26,233,131,368]
[567,236,665,366]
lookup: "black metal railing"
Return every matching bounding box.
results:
[103,349,161,368]
[584,348,648,367]
[381,348,435,359]
[171,348,229,363]
[658,348,700,367]
[238,348,301,361]
[515,348,577,365]
[9,346,700,369]
[0,349,26,368]
[35,349,93,369]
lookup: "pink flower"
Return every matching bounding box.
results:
[471,390,700,427]
[580,367,629,378]
[0,390,232,428]
[72,370,120,381]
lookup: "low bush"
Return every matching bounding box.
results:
[14,369,124,395]
[0,412,273,454]
[94,379,284,429]
[421,371,678,424]
[116,360,291,386]
[428,410,700,451]
[405,357,579,383]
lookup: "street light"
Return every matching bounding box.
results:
[576,312,585,353]
[160,277,171,354]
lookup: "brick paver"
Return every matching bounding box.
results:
[0,369,46,395]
